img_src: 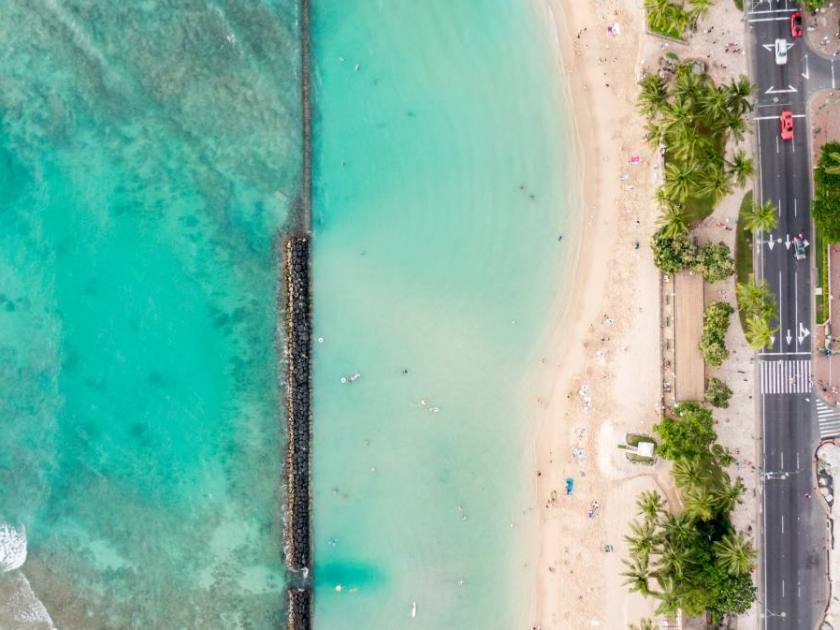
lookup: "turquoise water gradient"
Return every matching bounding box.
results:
[311,1,577,628]
[0,1,300,627]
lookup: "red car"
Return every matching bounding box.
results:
[780,110,794,140]
[790,11,803,38]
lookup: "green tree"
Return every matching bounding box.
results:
[727,151,754,188]
[724,76,754,118]
[705,377,733,408]
[699,85,729,126]
[637,490,667,522]
[699,301,734,367]
[628,619,656,630]
[664,160,699,203]
[743,199,778,233]
[657,204,689,238]
[651,227,698,273]
[697,163,734,202]
[744,312,777,350]
[824,150,840,175]
[696,242,735,283]
[622,556,653,596]
[654,402,717,461]
[712,477,746,515]
[813,142,840,243]
[638,74,669,118]
[736,277,775,319]
[689,0,714,23]
[706,570,757,620]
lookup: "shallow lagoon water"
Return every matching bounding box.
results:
[0,1,300,627]
[311,1,577,627]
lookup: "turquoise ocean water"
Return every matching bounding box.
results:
[0,1,300,627]
[311,2,577,628]
[0,0,576,628]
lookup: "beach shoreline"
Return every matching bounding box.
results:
[527,0,666,626]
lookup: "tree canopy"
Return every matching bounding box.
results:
[814,141,840,243]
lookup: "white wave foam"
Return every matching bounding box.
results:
[0,523,27,572]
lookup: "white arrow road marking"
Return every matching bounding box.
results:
[785,234,791,250]
[768,234,776,250]
[786,329,793,345]
[765,85,798,94]
[770,334,776,347]
[799,322,811,341]
[802,54,809,80]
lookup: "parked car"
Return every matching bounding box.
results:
[780,110,794,140]
[793,234,806,261]
[775,38,788,65]
[790,12,803,39]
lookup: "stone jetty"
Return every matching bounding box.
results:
[284,0,313,628]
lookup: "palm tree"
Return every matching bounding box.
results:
[714,530,756,575]
[657,204,689,238]
[663,160,699,202]
[672,127,712,162]
[661,99,694,135]
[725,112,748,143]
[622,557,653,596]
[745,313,778,350]
[727,151,755,187]
[645,0,679,34]
[736,277,775,317]
[638,74,669,117]
[697,164,734,202]
[684,486,715,521]
[673,66,705,109]
[644,119,668,149]
[658,547,688,581]
[712,477,745,513]
[824,150,840,175]
[743,199,778,233]
[689,0,714,24]
[698,86,729,127]
[672,457,707,491]
[637,490,666,522]
[725,76,754,117]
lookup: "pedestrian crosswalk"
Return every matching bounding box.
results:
[817,399,840,440]
[759,360,812,395]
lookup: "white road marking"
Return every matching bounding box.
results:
[781,451,784,469]
[749,16,795,22]
[754,114,805,120]
[765,85,798,94]
[758,351,811,357]
[779,270,783,338]
[776,135,780,154]
[817,399,840,439]
[794,198,797,217]
[760,360,812,394]
[795,271,799,351]
[781,514,785,533]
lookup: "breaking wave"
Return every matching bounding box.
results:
[0,523,27,573]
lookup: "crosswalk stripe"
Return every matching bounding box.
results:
[759,360,812,395]
[817,400,840,439]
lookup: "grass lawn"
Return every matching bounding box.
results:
[647,15,684,40]
[816,228,829,324]
[684,193,716,226]
[735,191,754,331]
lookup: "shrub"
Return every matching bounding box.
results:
[813,142,840,243]
[654,401,717,461]
[700,302,734,367]
[697,242,735,283]
[651,226,699,273]
[705,377,733,408]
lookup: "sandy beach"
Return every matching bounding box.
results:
[529,0,760,627]
[530,0,664,627]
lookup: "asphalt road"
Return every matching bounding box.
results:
[745,1,833,627]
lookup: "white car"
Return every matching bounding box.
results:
[775,38,788,65]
